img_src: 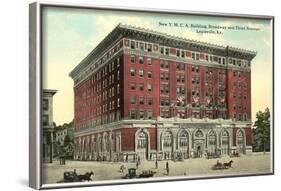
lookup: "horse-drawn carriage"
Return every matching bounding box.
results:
[123,168,156,179]
[56,171,94,183]
[138,170,157,178]
[212,160,234,170]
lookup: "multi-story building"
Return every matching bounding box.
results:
[42,89,57,163]
[69,24,256,161]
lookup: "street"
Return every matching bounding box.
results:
[42,152,271,184]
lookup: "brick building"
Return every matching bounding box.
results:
[69,24,256,161]
[42,89,57,163]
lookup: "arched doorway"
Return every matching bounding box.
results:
[136,131,148,160]
[221,130,230,155]
[236,130,245,154]
[207,130,217,154]
[193,130,205,158]
[161,130,173,160]
[178,130,189,159]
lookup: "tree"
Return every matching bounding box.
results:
[64,134,71,147]
[252,108,270,153]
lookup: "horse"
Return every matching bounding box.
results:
[78,171,94,181]
[223,160,234,168]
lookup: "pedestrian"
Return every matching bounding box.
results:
[136,161,139,169]
[126,154,128,162]
[155,160,158,169]
[166,161,169,175]
[166,166,170,176]
[138,156,141,165]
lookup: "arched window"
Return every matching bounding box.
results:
[222,130,229,145]
[103,134,109,152]
[137,131,147,149]
[162,131,172,148]
[208,130,216,146]
[237,130,244,145]
[179,131,188,147]
[195,130,204,138]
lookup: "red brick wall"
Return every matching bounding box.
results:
[244,127,252,146]
[120,128,137,151]
[123,54,160,119]
[147,128,157,150]
[232,127,238,146]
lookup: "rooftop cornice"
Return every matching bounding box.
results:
[69,24,257,78]
[43,89,57,96]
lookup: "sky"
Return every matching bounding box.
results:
[42,6,273,125]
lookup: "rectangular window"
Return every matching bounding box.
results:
[139,42,144,50]
[181,51,185,58]
[117,58,120,67]
[165,73,169,80]
[161,99,165,106]
[130,82,136,90]
[147,111,152,119]
[176,50,180,57]
[130,55,135,63]
[196,53,200,60]
[148,97,152,105]
[139,110,144,119]
[160,73,164,80]
[112,74,114,83]
[130,68,135,76]
[176,75,180,82]
[160,61,164,68]
[192,52,195,60]
[139,96,144,105]
[131,41,135,49]
[160,47,164,54]
[43,115,49,126]
[111,87,114,96]
[139,83,144,91]
[139,69,144,77]
[130,96,136,104]
[130,110,136,119]
[147,84,152,92]
[43,99,48,110]
[147,71,152,78]
[147,44,152,52]
[205,55,209,61]
[139,56,144,64]
[165,48,169,55]
[147,58,152,65]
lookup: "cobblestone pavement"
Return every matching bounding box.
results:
[42,152,271,184]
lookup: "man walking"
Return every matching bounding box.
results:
[155,160,158,169]
[136,161,139,169]
[166,161,169,175]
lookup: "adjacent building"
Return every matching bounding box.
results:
[42,89,57,163]
[69,24,256,161]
